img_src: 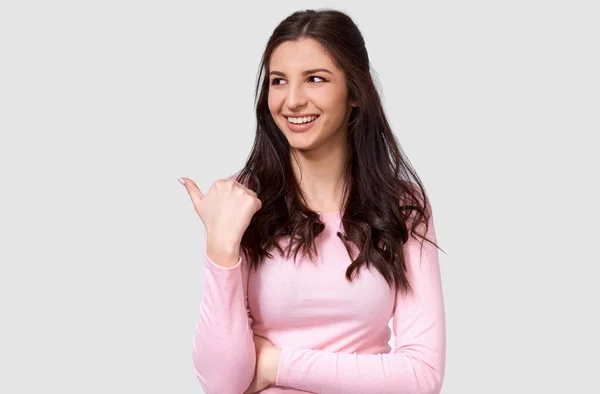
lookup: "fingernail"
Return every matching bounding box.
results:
[177,178,185,185]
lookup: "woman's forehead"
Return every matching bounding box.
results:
[269,39,339,72]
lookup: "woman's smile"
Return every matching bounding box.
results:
[285,115,320,132]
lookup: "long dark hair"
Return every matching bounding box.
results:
[235,8,444,296]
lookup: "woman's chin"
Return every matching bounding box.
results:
[284,134,316,151]
[288,143,315,152]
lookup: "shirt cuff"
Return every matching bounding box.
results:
[204,252,242,271]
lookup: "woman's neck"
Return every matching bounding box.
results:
[290,142,348,213]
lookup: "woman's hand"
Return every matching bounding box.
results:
[243,334,281,394]
[178,177,262,267]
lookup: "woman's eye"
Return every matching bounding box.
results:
[270,76,326,85]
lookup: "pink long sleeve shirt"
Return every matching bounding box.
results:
[192,210,446,394]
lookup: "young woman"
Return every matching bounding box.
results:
[180,8,446,394]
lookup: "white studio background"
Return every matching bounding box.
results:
[1,1,598,393]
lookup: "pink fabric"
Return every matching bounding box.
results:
[192,209,445,394]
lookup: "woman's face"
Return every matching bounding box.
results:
[268,38,356,153]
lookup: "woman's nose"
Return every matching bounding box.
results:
[285,84,308,109]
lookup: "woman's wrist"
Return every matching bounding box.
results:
[266,347,282,385]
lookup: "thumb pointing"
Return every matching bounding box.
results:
[178,177,204,202]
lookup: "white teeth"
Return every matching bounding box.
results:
[287,115,318,124]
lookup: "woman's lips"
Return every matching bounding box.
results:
[285,116,319,132]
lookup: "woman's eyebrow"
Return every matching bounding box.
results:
[269,68,333,77]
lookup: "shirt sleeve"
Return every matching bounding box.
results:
[191,233,256,394]
[275,207,446,394]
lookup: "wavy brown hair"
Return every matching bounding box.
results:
[235,8,444,296]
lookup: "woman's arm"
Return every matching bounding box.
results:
[192,238,256,394]
[274,209,446,394]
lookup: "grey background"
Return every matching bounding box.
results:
[1,0,598,393]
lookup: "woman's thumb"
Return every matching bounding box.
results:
[178,177,204,206]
